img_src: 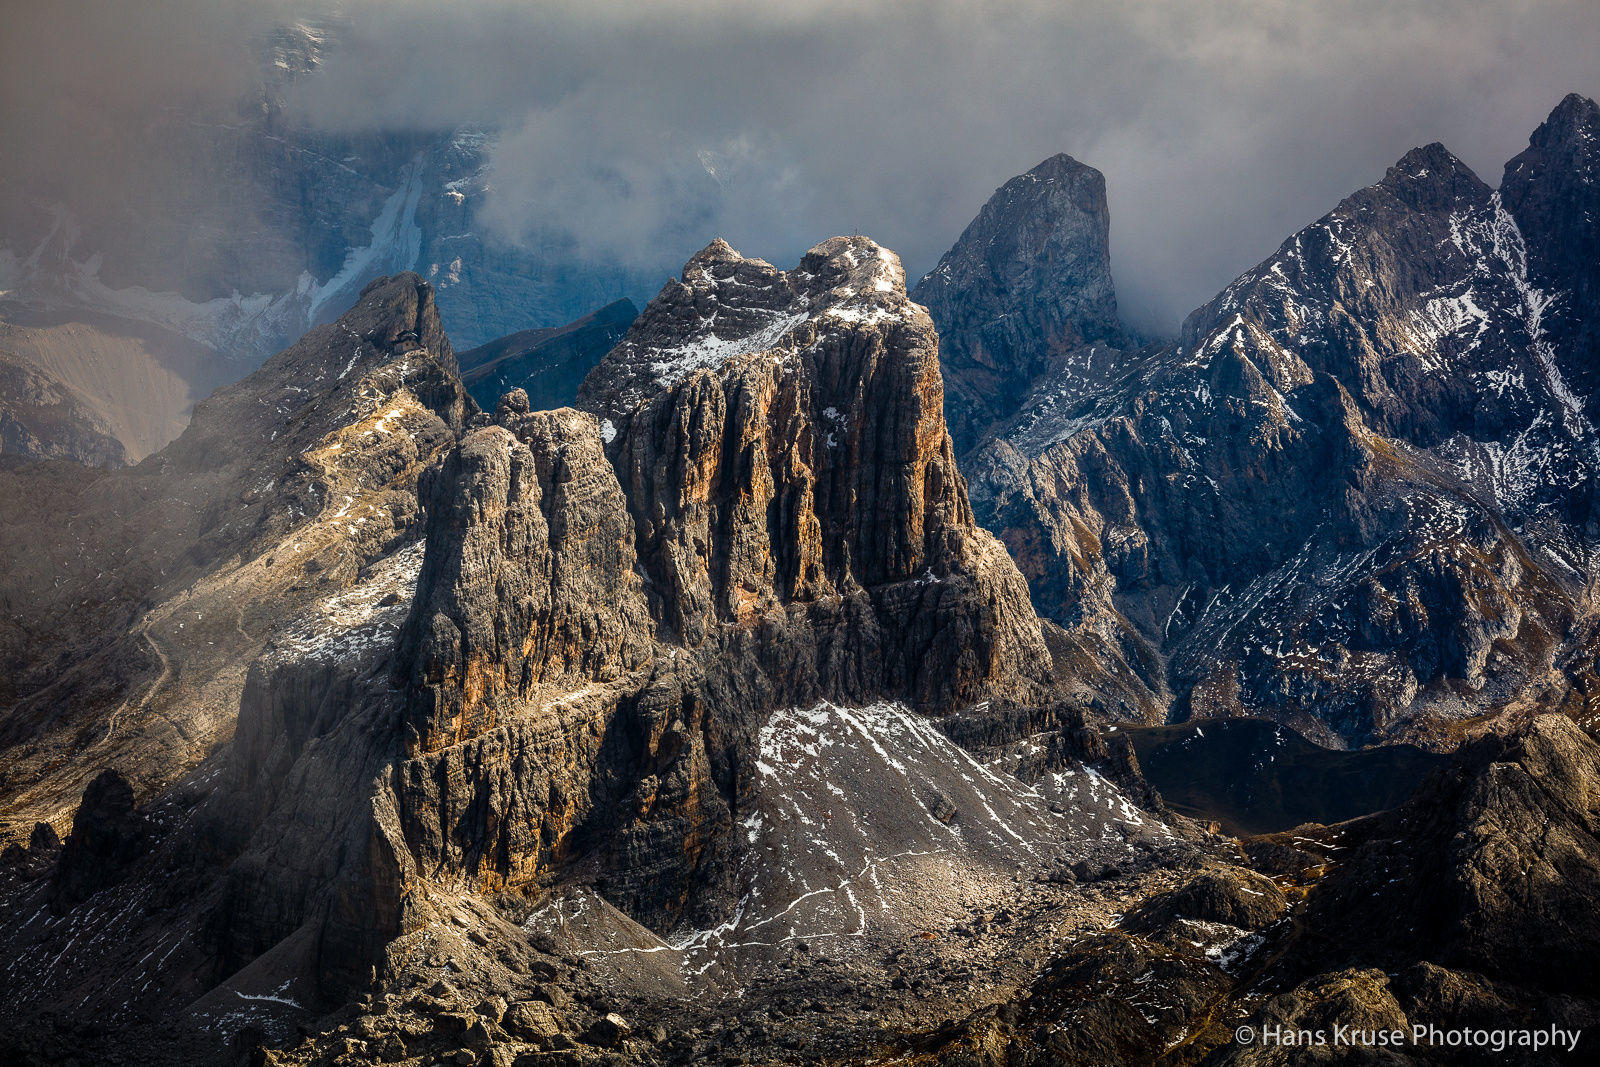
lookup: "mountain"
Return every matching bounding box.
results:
[0,21,654,362]
[937,96,1600,747]
[0,243,1203,1066]
[0,274,472,835]
[457,298,637,412]
[912,153,1130,453]
[5,83,1600,1067]
[0,19,652,467]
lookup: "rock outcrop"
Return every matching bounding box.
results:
[52,770,149,904]
[101,235,1068,1027]
[911,713,1600,1065]
[382,236,1059,932]
[913,154,1129,452]
[579,235,1052,702]
[400,410,653,754]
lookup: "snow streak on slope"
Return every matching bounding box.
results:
[1485,195,1592,451]
[304,159,427,327]
[527,701,1170,986]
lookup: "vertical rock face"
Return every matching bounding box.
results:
[1500,93,1600,422]
[912,154,1129,451]
[946,98,1600,745]
[399,413,653,754]
[389,239,1053,906]
[578,235,1051,702]
[211,233,1059,990]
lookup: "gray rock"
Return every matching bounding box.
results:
[946,97,1600,745]
[912,153,1128,452]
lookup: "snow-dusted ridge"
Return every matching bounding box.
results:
[584,235,925,421]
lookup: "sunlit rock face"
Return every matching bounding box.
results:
[126,233,1069,1018]
[386,235,1061,931]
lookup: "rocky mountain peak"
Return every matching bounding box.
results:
[1502,91,1600,228]
[911,153,1127,451]
[573,233,1048,667]
[1374,141,1489,211]
[1534,91,1600,150]
[799,233,910,296]
[200,233,1061,999]
[957,96,1600,747]
[577,235,919,429]
[680,236,748,277]
[349,272,459,373]
[1501,92,1600,421]
[1024,151,1103,183]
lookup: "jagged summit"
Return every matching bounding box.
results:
[672,233,908,303]
[577,234,919,426]
[1023,151,1103,182]
[912,152,1127,450]
[1501,92,1600,427]
[952,95,1600,747]
[1539,91,1600,140]
[679,235,748,274]
[1375,141,1490,210]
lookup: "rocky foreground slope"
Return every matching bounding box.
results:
[0,274,471,836]
[900,713,1600,1065]
[937,95,1600,749]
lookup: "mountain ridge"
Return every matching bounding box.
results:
[943,93,1600,748]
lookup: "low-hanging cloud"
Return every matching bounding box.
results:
[6,0,1599,334]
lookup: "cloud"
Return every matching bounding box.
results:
[0,0,277,198]
[5,0,1599,333]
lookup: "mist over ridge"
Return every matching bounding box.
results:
[3,1,1597,336]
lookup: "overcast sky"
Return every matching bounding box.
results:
[5,0,1599,333]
